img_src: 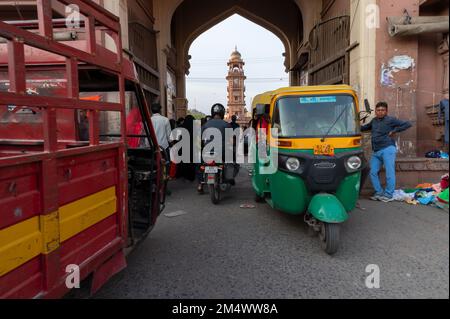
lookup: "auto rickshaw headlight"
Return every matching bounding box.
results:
[286,157,300,171]
[346,156,362,171]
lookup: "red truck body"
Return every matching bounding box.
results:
[0,0,164,298]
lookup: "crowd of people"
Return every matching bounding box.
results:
[150,102,249,194]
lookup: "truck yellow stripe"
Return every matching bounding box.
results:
[0,217,42,277]
[59,186,117,242]
[0,186,117,277]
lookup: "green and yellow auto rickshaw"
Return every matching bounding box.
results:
[251,85,367,254]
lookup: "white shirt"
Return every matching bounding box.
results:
[151,113,172,149]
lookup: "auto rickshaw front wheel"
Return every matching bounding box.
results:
[319,223,340,255]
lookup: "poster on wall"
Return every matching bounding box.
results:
[166,70,176,119]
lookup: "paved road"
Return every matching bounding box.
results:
[94,165,449,299]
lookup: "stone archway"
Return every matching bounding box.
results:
[182,5,293,74]
[152,0,324,116]
[169,0,305,104]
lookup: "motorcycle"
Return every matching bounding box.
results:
[201,151,239,204]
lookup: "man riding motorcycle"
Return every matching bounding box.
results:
[197,103,239,197]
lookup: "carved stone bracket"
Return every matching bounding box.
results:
[184,54,191,76]
[163,45,177,71]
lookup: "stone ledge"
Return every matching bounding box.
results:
[362,157,449,192]
[396,158,449,171]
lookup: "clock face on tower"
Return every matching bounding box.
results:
[233,78,239,86]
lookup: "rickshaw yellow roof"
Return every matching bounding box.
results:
[252,85,355,108]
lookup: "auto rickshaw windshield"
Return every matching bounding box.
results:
[271,94,359,138]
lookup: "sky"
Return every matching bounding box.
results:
[186,14,289,115]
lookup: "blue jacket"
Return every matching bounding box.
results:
[361,116,412,152]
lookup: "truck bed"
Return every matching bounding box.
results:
[0,142,126,298]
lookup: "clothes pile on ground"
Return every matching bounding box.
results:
[391,173,449,211]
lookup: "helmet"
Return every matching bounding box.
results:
[211,103,225,119]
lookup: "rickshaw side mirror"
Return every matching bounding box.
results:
[358,112,369,124]
[364,99,372,113]
[256,104,269,116]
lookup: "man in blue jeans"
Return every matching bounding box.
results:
[361,101,412,202]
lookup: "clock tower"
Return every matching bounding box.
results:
[226,47,250,125]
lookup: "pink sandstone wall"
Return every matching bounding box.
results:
[416,2,449,155]
[376,0,419,157]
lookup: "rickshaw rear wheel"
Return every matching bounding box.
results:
[209,184,220,204]
[319,223,340,255]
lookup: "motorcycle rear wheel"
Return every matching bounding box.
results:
[209,184,221,204]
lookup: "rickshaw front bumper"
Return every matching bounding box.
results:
[272,150,364,214]
[278,150,366,192]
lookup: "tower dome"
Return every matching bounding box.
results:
[230,46,242,61]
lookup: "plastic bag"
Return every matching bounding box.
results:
[393,189,414,201]
[417,195,435,205]
[437,188,449,204]
[436,188,449,211]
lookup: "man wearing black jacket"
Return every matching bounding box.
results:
[361,101,412,202]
